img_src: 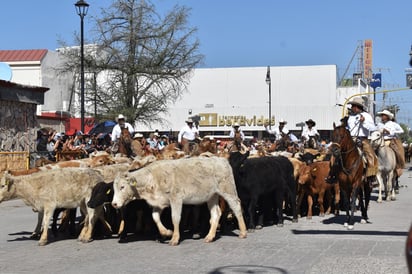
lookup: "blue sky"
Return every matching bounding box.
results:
[2,0,412,125]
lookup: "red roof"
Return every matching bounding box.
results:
[0,49,48,62]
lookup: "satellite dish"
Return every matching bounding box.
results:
[0,62,12,81]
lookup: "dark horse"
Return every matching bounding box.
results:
[328,123,371,229]
[118,127,134,158]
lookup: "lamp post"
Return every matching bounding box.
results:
[265,66,272,129]
[75,0,89,133]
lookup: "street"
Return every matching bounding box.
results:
[0,167,411,274]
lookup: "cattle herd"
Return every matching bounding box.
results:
[0,138,405,246]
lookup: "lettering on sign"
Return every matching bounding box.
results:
[198,113,275,127]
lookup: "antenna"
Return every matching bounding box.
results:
[0,62,12,81]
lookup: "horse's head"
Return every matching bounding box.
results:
[332,123,351,145]
[369,130,383,149]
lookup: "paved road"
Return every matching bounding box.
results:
[0,167,411,274]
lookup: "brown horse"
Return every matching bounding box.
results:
[328,123,371,229]
[117,127,134,158]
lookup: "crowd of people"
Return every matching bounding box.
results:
[36,99,406,176]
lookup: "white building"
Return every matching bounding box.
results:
[136,65,371,136]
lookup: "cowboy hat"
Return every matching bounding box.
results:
[305,119,316,126]
[233,122,240,127]
[278,118,287,124]
[377,109,394,120]
[133,133,143,139]
[185,118,194,123]
[117,114,126,121]
[347,97,365,109]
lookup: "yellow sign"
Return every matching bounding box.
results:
[198,113,275,127]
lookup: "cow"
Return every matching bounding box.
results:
[228,151,298,230]
[0,168,105,245]
[111,156,247,246]
[87,181,154,242]
[297,161,340,219]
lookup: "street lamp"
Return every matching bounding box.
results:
[75,0,89,133]
[265,66,272,129]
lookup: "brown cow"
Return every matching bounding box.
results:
[297,161,340,219]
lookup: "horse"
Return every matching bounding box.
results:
[117,127,134,158]
[304,136,319,150]
[327,123,371,229]
[369,131,397,202]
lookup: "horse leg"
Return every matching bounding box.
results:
[388,171,396,201]
[377,173,384,203]
[362,183,371,223]
[347,187,359,230]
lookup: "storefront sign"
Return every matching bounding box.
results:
[199,113,275,127]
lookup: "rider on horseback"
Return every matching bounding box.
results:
[178,118,199,155]
[229,122,246,151]
[111,114,134,153]
[376,109,405,171]
[301,119,320,148]
[327,97,378,185]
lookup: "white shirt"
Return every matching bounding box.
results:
[178,124,199,143]
[347,112,376,137]
[266,126,289,141]
[229,128,245,140]
[301,126,319,141]
[376,120,403,140]
[111,123,134,142]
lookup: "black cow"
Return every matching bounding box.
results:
[87,182,153,242]
[228,151,298,230]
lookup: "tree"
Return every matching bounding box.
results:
[59,0,203,125]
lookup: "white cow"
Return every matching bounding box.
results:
[112,156,247,245]
[0,168,105,245]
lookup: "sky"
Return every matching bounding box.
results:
[2,0,412,126]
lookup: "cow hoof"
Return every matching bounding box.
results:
[30,233,40,240]
[38,240,48,246]
[168,239,179,246]
[204,236,214,243]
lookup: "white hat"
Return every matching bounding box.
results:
[186,118,194,123]
[133,133,143,139]
[278,118,287,124]
[347,97,366,109]
[233,122,240,127]
[377,109,394,120]
[117,114,126,121]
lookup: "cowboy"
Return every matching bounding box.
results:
[178,118,199,154]
[376,109,405,170]
[344,97,378,184]
[229,122,245,141]
[301,119,320,144]
[111,114,134,143]
[131,132,145,157]
[264,118,289,141]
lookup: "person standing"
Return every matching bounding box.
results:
[178,118,199,154]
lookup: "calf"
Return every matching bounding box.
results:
[87,182,153,242]
[297,161,340,219]
[0,168,105,245]
[229,151,298,230]
[111,156,247,246]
